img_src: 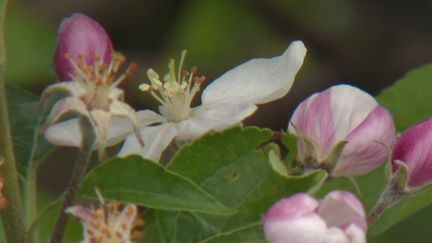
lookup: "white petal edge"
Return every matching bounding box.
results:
[201,41,306,105]
[118,123,177,161]
[176,98,257,140]
[136,110,166,128]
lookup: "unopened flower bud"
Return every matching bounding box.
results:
[289,84,396,177]
[263,191,366,243]
[55,13,113,81]
[392,119,432,189]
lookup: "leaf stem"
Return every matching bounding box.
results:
[49,117,94,243]
[0,0,27,241]
[367,181,405,225]
[23,116,56,238]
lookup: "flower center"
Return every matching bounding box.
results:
[65,52,136,111]
[139,50,205,122]
[84,202,142,243]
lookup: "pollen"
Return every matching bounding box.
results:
[139,50,206,122]
[64,52,137,110]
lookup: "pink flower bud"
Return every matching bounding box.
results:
[263,191,367,243]
[289,84,396,177]
[55,13,113,81]
[392,119,432,188]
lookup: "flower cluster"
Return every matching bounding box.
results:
[39,13,432,243]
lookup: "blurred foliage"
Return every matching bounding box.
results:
[5,5,56,90]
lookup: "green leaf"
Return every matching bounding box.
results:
[79,155,235,215]
[198,223,265,243]
[377,64,432,132]
[144,127,327,243]
[7,83,55,176]
[281,132,298,164]
[7,84,39,173]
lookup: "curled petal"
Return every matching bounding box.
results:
[118,123,177,161]
[41,82,86,109]
[55,13,113,81]
[202,41,306,105]
[46,97,89,126]
[65,205,93,221]
[176,98,257,140]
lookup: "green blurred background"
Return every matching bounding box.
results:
[6,0,432,242]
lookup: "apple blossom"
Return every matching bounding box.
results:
[66,201,141,243]
[263,191,367,243]
[289,84,396,177]
[42,13,143,157]
[119,41,307,161]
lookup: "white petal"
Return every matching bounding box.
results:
[41,82,86,103]
[105,116,135,147]
[202,41,306,105]
[322,227,350,243]
[264,214,327,243]
[136,110,165,127]
[45,118,82,147]
[118,123,177,161]
[176,99,257,140]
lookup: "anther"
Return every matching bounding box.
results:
[64,52,73,59]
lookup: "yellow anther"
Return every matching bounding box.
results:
[139,83,151,92]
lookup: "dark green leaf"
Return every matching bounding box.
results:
[7,83,54,176]
[79,155,235,215]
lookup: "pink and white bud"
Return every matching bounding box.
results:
[263,191,367,243]
[392,119,432,188]
[289,84,396,177]
[55,13,113,81]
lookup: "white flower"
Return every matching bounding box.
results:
[118,41,307,161]
[66,201,140,243]
[43,14,143,158]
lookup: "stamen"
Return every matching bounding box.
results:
[139,50,205,122]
